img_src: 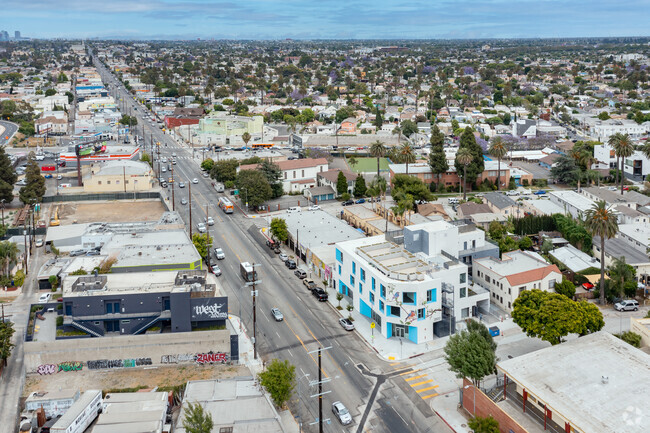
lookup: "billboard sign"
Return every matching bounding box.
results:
[190,297,228,321]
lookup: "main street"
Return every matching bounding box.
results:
[93,56,454,433]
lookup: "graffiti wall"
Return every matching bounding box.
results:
[161,352,229,364]
[37,361,83,375]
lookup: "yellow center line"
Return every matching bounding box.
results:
[281,317,329,378]
[285,302,346,377]
[399,369,419,376]
[389,362,401,366]
[405,374,427,382]
[416,385,439,393]
[410,379,433,387]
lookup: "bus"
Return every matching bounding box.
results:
[219,197,234,214]
[240,262,257,282]
[251,143,274,149]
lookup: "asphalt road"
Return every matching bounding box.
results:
[0,120,19,146]
[93,55,453,433]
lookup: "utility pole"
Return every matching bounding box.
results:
[318,347,323,433]
[188,181,193,237]
[252,262,257,359]
[205,203,211,271]
[171,164,175,211]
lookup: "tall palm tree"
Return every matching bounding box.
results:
[584,201,619,305]
[608,256,634,299]
[456,148,473,201]
[0,241,19,277]
[615,134,634,195]
[641,141,650,162]
[369,140,387,179]
[398,143,416,175]
[488,137,507,190]
[608,133,622,187]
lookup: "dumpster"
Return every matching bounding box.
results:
[489,326,500,337]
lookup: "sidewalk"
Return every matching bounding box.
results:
[227,314,263,375]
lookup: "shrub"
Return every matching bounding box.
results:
[341,192,351,201]
[615,331,641,348]
[56,316,63,327]
[13,269,25,287]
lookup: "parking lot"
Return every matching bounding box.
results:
[513,160,552,179]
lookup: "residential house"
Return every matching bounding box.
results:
[339,117,357,134]
[473,250,562,312]
[457,202,492,219]
[303,186,335,203]
[483,192,520,216]
[239,157,328,194]
[317,169,356,197]
[548,190,596,218]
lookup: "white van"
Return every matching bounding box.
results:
[287,206,302,213]
[448,198,460,205]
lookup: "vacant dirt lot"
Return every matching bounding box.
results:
[24,363,249,395]
[57,200,166,224]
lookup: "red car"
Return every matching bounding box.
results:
[582,282,594,291]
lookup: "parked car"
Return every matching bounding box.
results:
[307,205,321,211]
[339,318,355,331]
[332,401,352,425]
[279,253,289,262]
[212,265,222,277]
[615,299,639,312]
[294,269,307,279]
[287,206,301,213]
[197,223,207,233]
[70,249,86,257]
[312,288,328,301]
[355,198,366,204]
[534,190,547,195]
[38,293,52,303]
[86,250,100,256]
[285,259,297,269]
[505,190,519,196]
[271,308,284,321]
[35,238,44,247]
[303,278,316,290]
[342,200,354,206]
[214,248,225,260]
[266,239,277,249]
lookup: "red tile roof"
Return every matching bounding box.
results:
[505,265,561,286]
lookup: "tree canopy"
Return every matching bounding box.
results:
[444,319,497,386]
[182,402,214,433]
[454,128,484,186]
[258,359,296,408]
[270,217,289,242]
[236,170,272,208]
[19,153,45,204]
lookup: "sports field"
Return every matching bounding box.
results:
[347,157,390,173]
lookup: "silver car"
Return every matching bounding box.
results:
[197,223,207,233]
[271,308,283,321]
[214,248,225,260]
[212,265,222,277]
[332,401,352,425]
[339,318,355,331]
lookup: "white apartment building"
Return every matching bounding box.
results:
[335,221,491,343]
[617,223,650,253]
[239,157,328,193]
[591,120,648,142]
[548,190,596,219]
[473,250,562,313]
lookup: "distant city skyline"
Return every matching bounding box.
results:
[4,0,650,40]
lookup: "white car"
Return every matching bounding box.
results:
[205,216,214,226]
[35,238,44,247]
[192,178,199,184]
[332,401,352,425]
[214,248,225,260]
[339,318,355,331]
[38,293,51,303]
[279,253,289,262]
[271,308,284,321]
[197,223,207,233]
[307,205,321,211]
[212,265,222,277]
[505,190,519,196]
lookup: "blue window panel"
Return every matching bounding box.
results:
[338,264,341,275]
[379,300,384,313]
[352,261,356,274]
[371,277,375,291]
[350,275,355,287]
[369,292,375,305]
[359,283,363,294]
[336,248,342,263]
[339,281,348,296]
[408,326,418,343]
[359,300,372,318]
[387,323,393,338]
[427,289,437,303]
[360,268,366,282]
[380,284,386,299]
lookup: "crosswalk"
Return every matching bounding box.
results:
[398,367,439,400]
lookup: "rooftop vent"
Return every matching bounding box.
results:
[601,375,608,385]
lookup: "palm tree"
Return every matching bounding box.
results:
[348,156,358,169]
[608,133,622,187]
[456,148,473,201]
[615,134,634,195]
[369,140,387,179]
[397,143,416,175]
[392,126,402,145]
[488,137,507,190]
[400,194,414,226]
[0,241,19,277]
[608,256,634,299]
[641,141,650,162]
[584,201,619,305]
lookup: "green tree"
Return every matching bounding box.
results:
[518,236,533,250]
[608,256,636,299]
[614,134,633,195]
[191,233,212,260]
[259,160,283,198]
[0,320,16,367]
[597,111,610,121]
[456,147,473,201]
[236,170,272,208]
[454,128,484,189]
[258,359,296,408]
[369,140,387,179]
[0,146,17,203]
[444,321,497,386]
[400,119,418,137]
[391,174,433,202]
[200,158,214,172]
[354,174,367,198]
[181,401,214,433]
[488,136,508,190]
[241,132,251,148]
[44,88,56,97]
[348,156,358,168]
[512,290,604,345]
[468,416,500,433]
[336,171,348,196]
[615,331,642,348]
[584,201,619,305]
[19,153,46,204]
[270,217,289,243]
[0,240,19,277]
[550,155,580,185]
[373,106,383,129]
[554,278,576,298]
[210,159,239,183]
[394,143,416,175]
[335,106,356,123]
[428,125,448,188]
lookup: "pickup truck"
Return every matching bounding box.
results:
[312,288,328,302]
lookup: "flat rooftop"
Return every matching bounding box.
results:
[595,236,649,264]
[475,250,551,276]
[94,391,168,433]
[523,199,566,215]
[177,378,287,433]
[549,244,599,273]
[356,241,433,281]
[102,230,201,266]
[549,190,595,212]
[498,332,650,433]
[280,209,364,249]
[618,223,650,244]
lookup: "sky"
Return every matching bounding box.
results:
[4,0,650,40]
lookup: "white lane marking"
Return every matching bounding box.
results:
[288,349,294,357]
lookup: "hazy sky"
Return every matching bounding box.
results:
[4,0,650,40]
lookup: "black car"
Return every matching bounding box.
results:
[312,288,328,301]
[285,259,297,269]
[342,200,354,206]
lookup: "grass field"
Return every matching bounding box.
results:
[347,157,390,173]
